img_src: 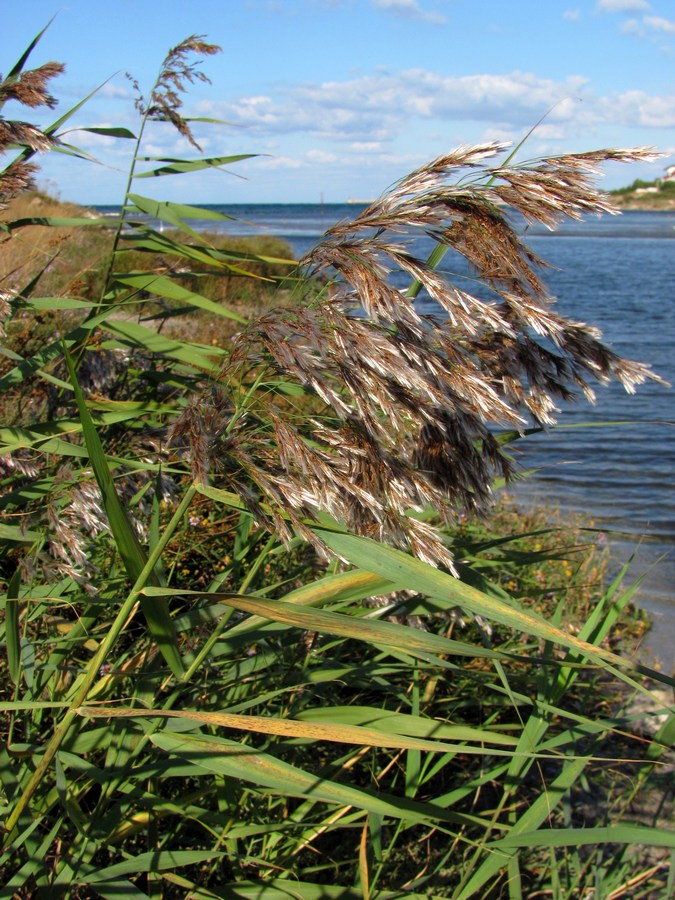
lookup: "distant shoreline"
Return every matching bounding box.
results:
[609,194,675,212]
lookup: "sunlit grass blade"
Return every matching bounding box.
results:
[222,568,396,639]
[314,529,671,683]
[77,705,516,755]
[113,272,248,321]
[493,824,675,851]
[134,153,257,178]
[141,587,511,665]
[150,731,479,829]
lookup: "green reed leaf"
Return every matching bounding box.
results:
[78,704,516,756]
[80,850,224,884]
[151,731,477,828]
[78,126,136,139]
[2,217,112,232]
[15,296,96,310]
[101,318,226,370]
[62,346,183,678]
[493,824,675,851]
[313,529,633,671]
[168,879,424,899]
[141,586,510,664]
[296,706,517,747]
[134,153,256,178]
[4,569,22,686]
[113,273,247,321]
[127,193,235,224]
[4,18,56,83]
[0,523,42,543]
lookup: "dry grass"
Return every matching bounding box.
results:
[0,191,112,298]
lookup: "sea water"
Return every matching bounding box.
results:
[96,203,675,666]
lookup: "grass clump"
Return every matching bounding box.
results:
[0,24,673,900]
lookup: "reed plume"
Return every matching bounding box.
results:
[129,35,220,151]
[176,143,664,569]
[0,62,64,206]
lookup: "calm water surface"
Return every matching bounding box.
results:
[98,203,675,666]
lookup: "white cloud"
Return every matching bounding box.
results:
[599,89,675,127]
[563,9,581,20]
[49,61,675,205]
[255,155,303,169]
[530,123,568,139]
[481,127,517,144]
[306,148,339,163]
[596,0,650,10]
[221,70,592,143]
[644,15,675,33]
[620,12,675,38]
[621,16,642,33]
[99,84,132,99]
[372,0,447,25]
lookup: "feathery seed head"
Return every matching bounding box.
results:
[0,62,64,109]
[203,143,666,568]
[132,35,221,151]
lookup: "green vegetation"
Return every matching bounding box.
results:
[0,27,673,899]
[1,190,297,356]
[611,178,660,194]
[610,174,675,208]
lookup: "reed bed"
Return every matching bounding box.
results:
[0,26,673,899]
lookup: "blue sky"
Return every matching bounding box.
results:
[6,0,675,203]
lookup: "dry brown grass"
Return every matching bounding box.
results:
[0,192,112,298]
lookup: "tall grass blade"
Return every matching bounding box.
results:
[62,346,183,678]
[3,569,21,686]
[150,731,477,828]
[4,17,56,83]
[494,824,675,851]
[134,153,256,178]
[455,757,588,898]
[79,849,224,884]
[141,587,510,664]
[77,705,515,755]
[314,530,637,674]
